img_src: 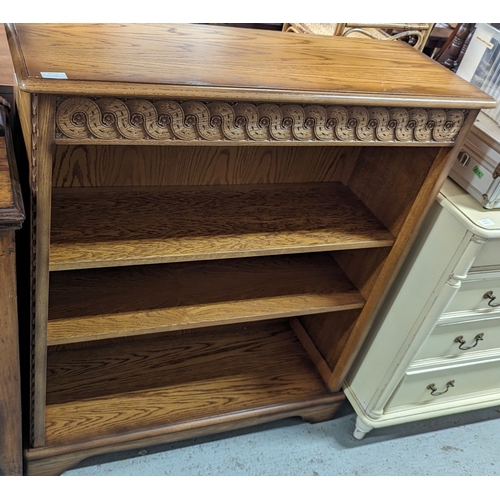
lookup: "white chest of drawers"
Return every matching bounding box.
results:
[344,177,500,438]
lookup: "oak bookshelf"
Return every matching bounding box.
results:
[5,23,494,475]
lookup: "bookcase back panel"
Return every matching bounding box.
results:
[52,145,361,188]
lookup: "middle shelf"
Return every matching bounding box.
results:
[48,252,365,345]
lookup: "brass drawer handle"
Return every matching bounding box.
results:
[427,380,455,396]
[454,333,484,350]
[484,291,500,307]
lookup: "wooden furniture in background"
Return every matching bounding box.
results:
[434,23,475,72]
[0,29,14,105]
[282,23,434,51]
[423,24,454,57]
[5,23,495,475]
[0,97,25,476]
[205,23,283,31]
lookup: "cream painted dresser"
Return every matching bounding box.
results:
[344,176,500,438]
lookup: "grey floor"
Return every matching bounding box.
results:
[62,400,500,476]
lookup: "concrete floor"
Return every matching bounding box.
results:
[62,400,500,476]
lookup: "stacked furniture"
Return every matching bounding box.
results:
[5,23,494,475]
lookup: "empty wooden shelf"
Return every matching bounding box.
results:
[48,253,365,344]
[49,183,395,270]
[6,23,495,475]
[43,321,338,447]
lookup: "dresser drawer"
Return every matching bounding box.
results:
[414,315,500,361]
[443,274,500,314]
[386,358,500,410]
[473,239,500,270]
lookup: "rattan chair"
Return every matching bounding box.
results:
[282,23,434,51]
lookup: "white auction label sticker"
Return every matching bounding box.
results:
[40,72,68,79]
[478,218,496,226]
[476,35,494,50]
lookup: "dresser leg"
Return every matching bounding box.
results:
[353,416,372,439]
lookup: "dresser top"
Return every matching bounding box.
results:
[439,178,500,238]
[5,23,496,109]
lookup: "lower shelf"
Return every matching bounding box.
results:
[45,320,336,448]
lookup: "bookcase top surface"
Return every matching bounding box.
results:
[5,23,496,109]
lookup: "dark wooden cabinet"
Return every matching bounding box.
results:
[5,23,495,475]
[0,97,25,476]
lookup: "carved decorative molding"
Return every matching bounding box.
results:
[29,93,38,447]
[55,97,467,143]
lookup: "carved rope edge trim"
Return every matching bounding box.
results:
[55,97,467,143]
[29,93,38,447]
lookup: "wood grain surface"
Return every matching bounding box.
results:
[44,320,331,446]
[0,139,14,213]
[299,310,360,374]
[10,22,492,473]
[47,253,364,344]
[0,231,23,476]
[327,129,476,390]
[0,100,24,476]
[0,28,14,88]
[52,144,358,188]
[0,104,24,227]
[26,394,345,475]
[49,183,395,270]
[347,146,439,235]
[6,24,496,108]
[31,95,56,447]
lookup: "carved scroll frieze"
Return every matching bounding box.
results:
[55,97,467,144]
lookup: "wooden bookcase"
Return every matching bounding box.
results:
[5,23,495,475]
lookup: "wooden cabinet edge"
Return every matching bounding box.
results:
[328,109,481,391]
[25,395,344,475]
[0,100,25,476]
